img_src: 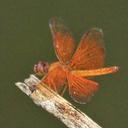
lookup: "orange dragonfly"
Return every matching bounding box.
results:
[34,17,119,104]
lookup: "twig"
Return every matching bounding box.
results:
[15,74,102,128]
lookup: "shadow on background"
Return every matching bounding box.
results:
[0,0,128,128]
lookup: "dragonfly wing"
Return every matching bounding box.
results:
[41,64,66,93]
[70,28,105,70]
[67,73,99,104]
[49,17,75,64]
[71,66,119,77]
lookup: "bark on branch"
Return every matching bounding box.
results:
[15,74,102,128]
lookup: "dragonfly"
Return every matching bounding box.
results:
[34,17,119,104]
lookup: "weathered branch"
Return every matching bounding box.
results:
[15,75,102,128]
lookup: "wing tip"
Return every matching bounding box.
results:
[49,17,56,30]
[112,66,119,73]
[49,17,69,34]
[69,92,96,104]
[90,27,104,36]
[49,17,64,26]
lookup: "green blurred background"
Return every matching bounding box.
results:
[0,0,128,128]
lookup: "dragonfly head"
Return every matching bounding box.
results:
[34,61,49,76]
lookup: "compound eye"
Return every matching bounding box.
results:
[34,61,49,76]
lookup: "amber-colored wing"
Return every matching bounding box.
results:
[70,28,105,70]
[71,66,119,77]
[41,63,66,93]
[49,17,75,64]
[67,73,99,104]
